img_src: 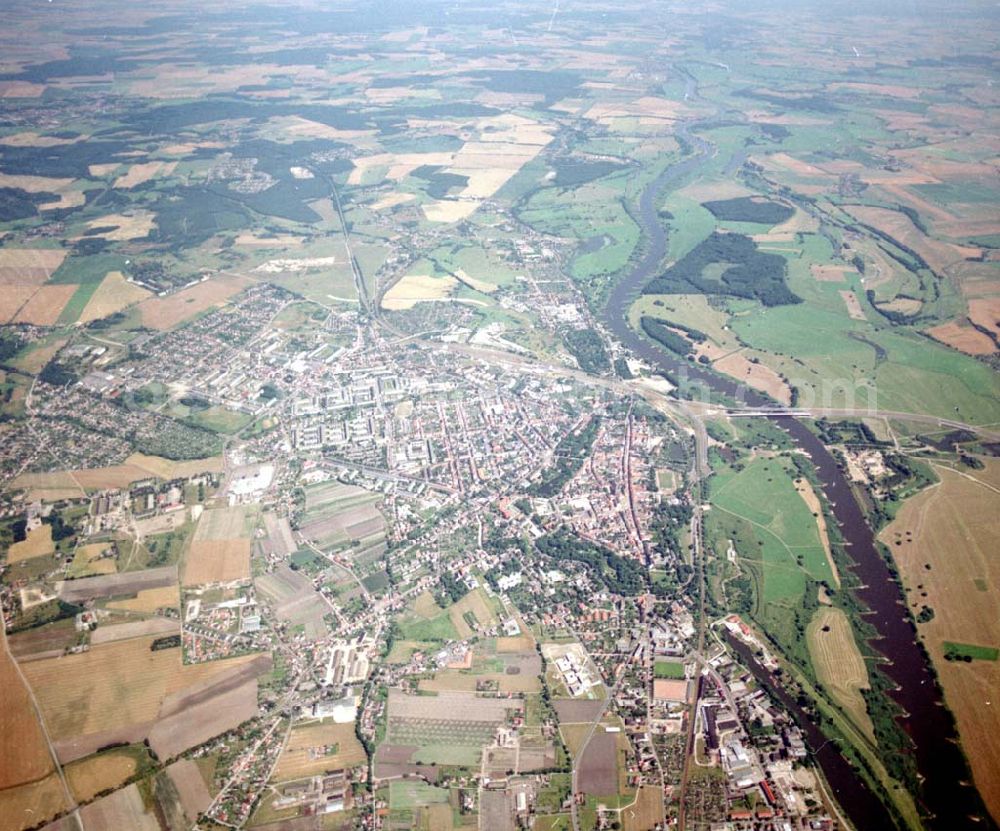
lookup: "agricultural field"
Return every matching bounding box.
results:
[79,782,160,831]
[622,785,667,831]
[0,631,56,794]
[879,460,1000,819]
[417,640,542,695]
[381,689,520,768]
[806,607,875,743]
[6,524,55,564]
[299,481,385,554]
[271,719,366,781]
[182,505,256,587]
[256,563,330,639]
[10,452,220,497]
[0,773,69,831]
[65,746,148,802]
[20,635,264,762]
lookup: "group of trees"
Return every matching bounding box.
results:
[702,196,794,225]
[437,572,466,604]
[535,529,647,596]
[645,232,802,307]
[529,419,600,497]
[639,317,704,358]
[563,328,610,374]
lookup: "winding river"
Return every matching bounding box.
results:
[602,126,994,830]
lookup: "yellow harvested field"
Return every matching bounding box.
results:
[497,634,535,653]
[11,455,219,495]
[844,204,980,274]
[8,470,81,496]
[79,272,152,323]
[0,173,83,210]
[771,205,820,235]
[807,607,874,743]
[927,321,996,356]
[107,585,181,614]
[161,141,225,155]
[454,268,496,294]
[0,773,68,831]
[418,668,540,694]
[194,505,252,540]
[139,275,252,330]
[88,163,121,177]
[829,82,923,99]
[182,539,251,586]
[838,289,867,321]
[879,461,1000,819]
[272,720,366,781]
[70,465,163,491]
[448,589,498,639]
[678,179,754,202]
[1,631,56,791]
[0,285,43,323]
[70,542,117,577]
[450,166,521,199]
[711,350,792,405]
[585,96,688,125]
[370,192,416,211]
[381,274,458,310]
[66,751,138,802]
[0,172,72,191]
[124,453,224,480]
[411,591,445,619]
[271,115,376,144]
[13,337,66,375]
[234,232,305,247]
[348,151,453,186]
[421,200,480,223]
[935,218,1000,239]
[183,505,254,586]
[127,62,328,98]
[623,784,666,831]
[113,161,177,189]
[85,212,156,241]
[795,479,840,587]
[810,264,854,283]
[753,152,833,181]
[878,297,923,316]
[79,783,159,831]
[0,248,66,284]
[968,298,1000,339]
[6,525,55,564]
[365,87,441,104]
[22,636,260,743]
[878,183,957,225]
[11,285,77,326]
[0,81,47,98]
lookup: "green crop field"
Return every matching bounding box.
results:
[943,642,999,662]
[389,780,451,810]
